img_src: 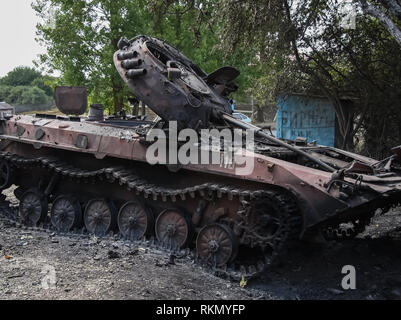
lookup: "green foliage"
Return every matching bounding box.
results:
[0,66,42,87]
[0,85,12,102]
[33,0,257,112]
[32,0,152,114]
[31,77,54,96]
[3,86,49,105]
[208,0,401,155]
[0,66,54,106]
[32,0,401,156]
[24,86,50,105]
[149,0,401,155]
[148,0,258,101]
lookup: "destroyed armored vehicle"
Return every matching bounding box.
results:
[0,35,400,278]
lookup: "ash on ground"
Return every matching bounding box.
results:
[1,187,401,300]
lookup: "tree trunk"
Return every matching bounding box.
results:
[111,34,124,114]
[381,0,401,20]
[358,0,401,47]
[112,76,124,114]
[127,98,139,116]
[252,104,264,123]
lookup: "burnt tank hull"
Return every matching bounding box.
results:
[0,35,400,278]
[1,113,400,277]
[1,114,400,227]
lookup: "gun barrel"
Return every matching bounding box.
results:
[222,113,336,173]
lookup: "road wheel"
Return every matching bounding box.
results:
[19,188,48,226]
[0,160,12,190]
[155,209,192,249]
[84,199,116,236]
[196,223,238,267]
[118,201,153,240]
[51,195,82,232]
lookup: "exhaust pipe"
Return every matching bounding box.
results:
[117,50,138,61]
[122,59,143,69]
[127,69,147,78]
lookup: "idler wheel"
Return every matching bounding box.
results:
[118,201,153,240]
[196,223,238,267]
[84,199,116,236]
[51,195,82,232]
[0,160,12,190]
[155,209,192,249]
[19,189,48,226]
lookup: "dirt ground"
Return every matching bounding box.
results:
[1,186,401,300]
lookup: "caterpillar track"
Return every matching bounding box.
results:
[323,213,375,240]
[0,151,302,280]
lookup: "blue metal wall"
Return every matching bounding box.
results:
[276,95,336,147]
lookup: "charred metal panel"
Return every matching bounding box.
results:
[54,86,88,115]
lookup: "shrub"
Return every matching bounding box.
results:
[21,86,49,105]
[0,85,12,102]
[31,77,53,96]
[0,66,41,87]
[5,86,49,105]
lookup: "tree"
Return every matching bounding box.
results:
[0,66,42,87]
[32,0,152,114]
[357,0,401,47]
[34,0,257,114]
[31,77,54,96]
[209,0,401,155]
[4,86,49,105]
[0,85,12,102]
[20,86,50,105]
[33,0,401,157]
[0,66,54,105]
